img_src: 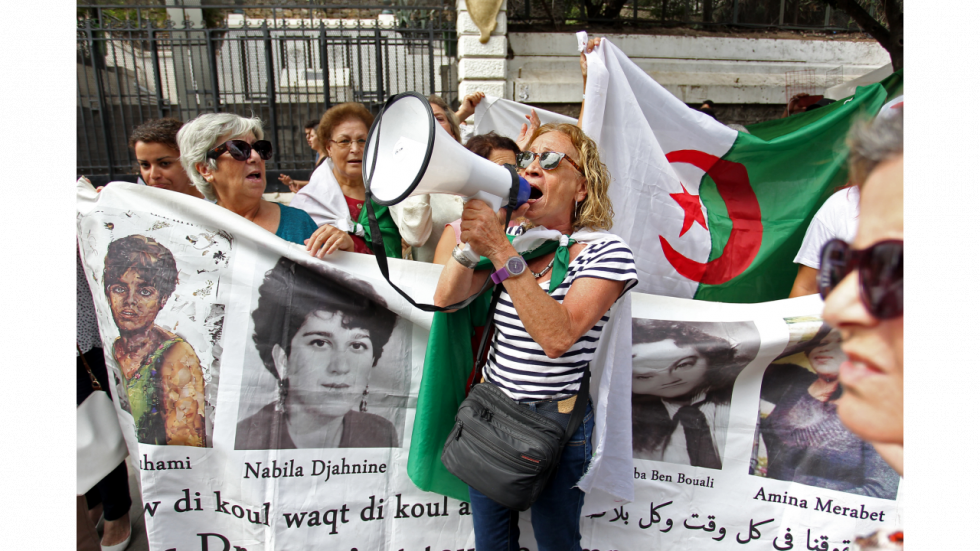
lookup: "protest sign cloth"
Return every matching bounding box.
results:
[77,178,901,550]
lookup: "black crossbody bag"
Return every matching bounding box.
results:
[440,287,591,511]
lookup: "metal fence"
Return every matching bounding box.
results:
[507,0,893,31]
[77,3,457,179]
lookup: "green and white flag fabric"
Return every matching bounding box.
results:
[581,37,901,302]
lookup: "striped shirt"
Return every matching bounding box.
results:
[484,230,637,401]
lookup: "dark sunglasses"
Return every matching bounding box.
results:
[818,238,903,319]
[516,151,584,174]
[206,139,273,161]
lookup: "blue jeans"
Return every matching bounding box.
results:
[469,400,594,551]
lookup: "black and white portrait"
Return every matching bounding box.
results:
[631,319,760,469]
[234,257,411,450]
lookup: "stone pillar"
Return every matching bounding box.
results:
[456,0,508,121]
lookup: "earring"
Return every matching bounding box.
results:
[275,378,289,413]
[359,385,369,412]
[574,199,584,220]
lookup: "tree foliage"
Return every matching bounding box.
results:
[820,0,903,70]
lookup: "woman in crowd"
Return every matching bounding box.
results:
[822,110,904,475]
[290,103,402,258]
[103,234,207,447]
[432,132,523,265]
[821,109,904,548]
[631,320,748,469]
[130,118,204,199]
[178,113,318,246]
[235,258,399,449]
[434,123,636,551]
[757,325,900,498]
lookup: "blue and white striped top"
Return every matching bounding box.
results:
[484,229,637,401]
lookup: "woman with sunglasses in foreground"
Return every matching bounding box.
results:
[820,111,903,482]
[434,123,637,551]
[178,113,318,246]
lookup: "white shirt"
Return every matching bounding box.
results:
[289,161,352,229]
[794,187,860,269]
[388,194,464,263]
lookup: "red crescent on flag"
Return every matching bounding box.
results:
[659,150,763,285]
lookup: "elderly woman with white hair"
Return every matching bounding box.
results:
[178,113,318,245]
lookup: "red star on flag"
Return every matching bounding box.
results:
[670,185,708,237]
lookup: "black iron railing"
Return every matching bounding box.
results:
[77,3,457,179]
[507,0,892,32]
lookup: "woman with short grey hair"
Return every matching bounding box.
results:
[177,113,318,246]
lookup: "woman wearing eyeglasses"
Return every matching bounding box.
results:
[291,103,402,258]
[178,113,318,246]
[433,123,637,551]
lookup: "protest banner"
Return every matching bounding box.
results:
[78,180,901,550]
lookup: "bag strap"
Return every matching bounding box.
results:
[77,343,102,392]
[466,283,505,393]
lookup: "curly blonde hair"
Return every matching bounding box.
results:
[526,123,614,231]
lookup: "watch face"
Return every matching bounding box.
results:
[507,257,525,275]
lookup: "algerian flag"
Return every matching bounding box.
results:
[581,38,902,302]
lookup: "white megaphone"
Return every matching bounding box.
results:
[364,92,531,265]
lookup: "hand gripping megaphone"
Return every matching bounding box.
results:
[363,92,531,265]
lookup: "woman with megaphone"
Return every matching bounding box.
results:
[433,123,637,551]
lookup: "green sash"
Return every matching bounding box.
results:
[356,199,402,259]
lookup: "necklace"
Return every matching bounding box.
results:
[532,256,556,278]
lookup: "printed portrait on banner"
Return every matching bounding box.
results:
[234,257,412,450]
[630,319,761,469]
[749,316,900,500]
[78,206,232,448]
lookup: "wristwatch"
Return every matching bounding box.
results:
[491,256,527,284]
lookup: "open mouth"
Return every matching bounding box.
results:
[528,187,543,201]
[245,170,262,182]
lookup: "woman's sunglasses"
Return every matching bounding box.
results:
[206,139,273,161]
[818,238,903,319]
[516,151,584,174]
